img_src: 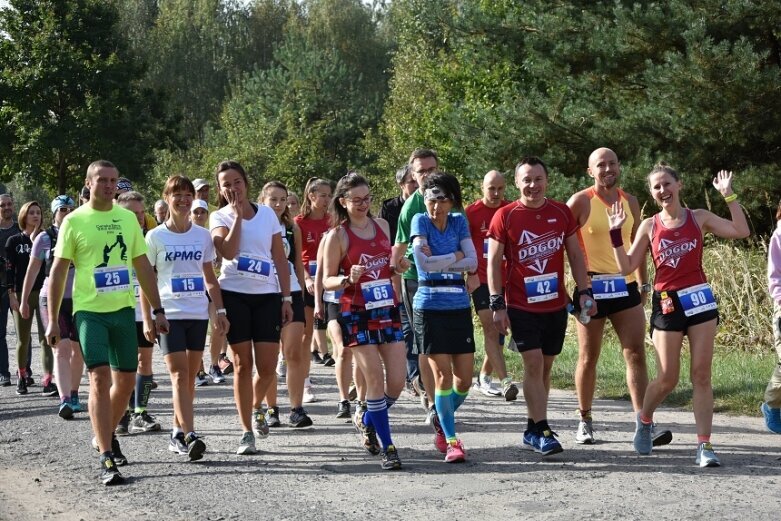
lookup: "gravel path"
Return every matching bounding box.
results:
[1,342,780,521]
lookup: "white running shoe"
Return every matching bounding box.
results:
[695,442,721,467]
[303,385,317,403]
[276,356,287,378]
[575,419,595,444]
[474,374,502,397]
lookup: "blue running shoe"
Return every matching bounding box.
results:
[761,402,781,434]
[522,430,537,450]
[71,394,83,413]
[633,414,653,455]
[58,400,73,420]
[535,429,563,456]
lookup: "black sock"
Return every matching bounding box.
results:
[535,419,551,434]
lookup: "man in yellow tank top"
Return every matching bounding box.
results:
[567,148,671,446]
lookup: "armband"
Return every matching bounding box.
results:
[488,294,506,311]
[609,228,623,248]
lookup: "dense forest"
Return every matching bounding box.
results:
[1,0,779,234]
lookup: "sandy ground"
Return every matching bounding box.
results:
[1,342,780,521]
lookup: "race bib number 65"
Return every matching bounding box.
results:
[361,278,395,310]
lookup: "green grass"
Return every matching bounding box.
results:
[472,321,776,417]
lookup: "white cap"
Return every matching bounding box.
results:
[192,199,209,212]
[193,178,209,191]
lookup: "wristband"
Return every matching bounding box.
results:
[723,193,738,203]
[609,228,623,248]
[216,308,227,315]
[488,294,506,311]
[282,295,293,303]
[577,288,594,299]
[640,283,652,293]
[152,307,166,316]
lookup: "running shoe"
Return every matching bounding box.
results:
[633,414,653,455]
[695,442,721,468]
[336,400,351,419]
[534,429,563,456]
[352,408,380,455]
[15,375,27,395]
[236,432,257,455]
[380,445,402,470]
[265,406,281,427]
[129,411,162,434]
[275,356,287,378]
[169,432,188,455]
[522,430,537,450]
[115,410,131,436]
[575,419,595,444]
[218,354,234,375]
[252,409,270,439]
[761,402,781,434]
[92,435,128,466]
[474,374,502,397]
[445,440,466,463]
[25,375,34,386]
[404,379,418,398]
[353,402,367,430]
[348,383,358,401]
[99,455,124,486]
[424,406,437,426]
[195,370,209,387]
[58,400,74,420]
[41,382,58,397]
[71,394,83,413]
[208,365,226,384]
[501,378,519,402]
[322,353,335,367]
[311,352,324,364]
[411,375,424,399]
[150,379,158,390]
[289,407,313,428]
[303,385,317,404]
[651,424,673,447]
[431,410,448,454]
[185,433,206,462]
[0,374,11,386]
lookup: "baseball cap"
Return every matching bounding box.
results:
[51,195,75,213]
[193,179,209,191]
[116,178,133,192]
[191,199,209,212]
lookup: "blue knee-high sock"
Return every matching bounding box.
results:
[451,387,469,411]
[366,398,393,449]
[384,393,397,409]
[434,388,456,443]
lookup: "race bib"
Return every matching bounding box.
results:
[323,289,343,303]
[94,266,131,294]
[171,273,205,298]
[236,254,271,281]
[426,272,465,294]
[591,274,629,300]
[524,273,558,303]
[483,239,489,259]
[361,278,395,310]
[308,260,317,277]
[677,283,716,317]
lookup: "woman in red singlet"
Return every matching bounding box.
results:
[322,172,408,470]
[608,163,749,467]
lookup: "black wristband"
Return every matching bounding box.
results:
[488,294,506,311]
[577,288,594,299]
[152,307,166,316]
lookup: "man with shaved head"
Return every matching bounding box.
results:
[465,170,518,400]
[567,148,671,446]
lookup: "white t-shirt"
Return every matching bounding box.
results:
[210,204,284,294]
[145,223,215,320]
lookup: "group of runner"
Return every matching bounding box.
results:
[0,145,757,484]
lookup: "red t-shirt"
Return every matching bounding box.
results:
[295,214,330,277]
[465,199,510,284]
[650,209,707,291]
[339,220,396,311]
[488,198,578,312]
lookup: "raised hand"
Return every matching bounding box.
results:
[606,201,627,230]
[712,170,734,197]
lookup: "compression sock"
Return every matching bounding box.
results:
[451,387,469,411]
[384,393,397,409]
[135,374,153,413]
[366,398,393,449]
[434,388,457,443]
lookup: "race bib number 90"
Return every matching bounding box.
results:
[171,273,205,298]
[361,278,395,310]
[591,274,629,300]
[677,283,717,317]
[94,266,131,294]
[524,273,558,303]
[237,254,271,281]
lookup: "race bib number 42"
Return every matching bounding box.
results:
[237,254,271,281]
[94,266,131,294]
[677,283,716,317]
[524,273,558,303]
[361,278,394,310]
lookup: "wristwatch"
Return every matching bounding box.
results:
[152,307,166,316]
[215,308,227,315]
[641,283,652,293]
[282,295,293,303]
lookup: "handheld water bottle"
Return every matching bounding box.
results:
[578,299,594,325]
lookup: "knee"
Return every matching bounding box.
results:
[690,367,712,388]
[655,373,679,394]
[622,346,646,367]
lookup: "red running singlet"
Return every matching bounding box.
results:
[295,214,329,276]
[650,209,707,292]
[339,219,396,311]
